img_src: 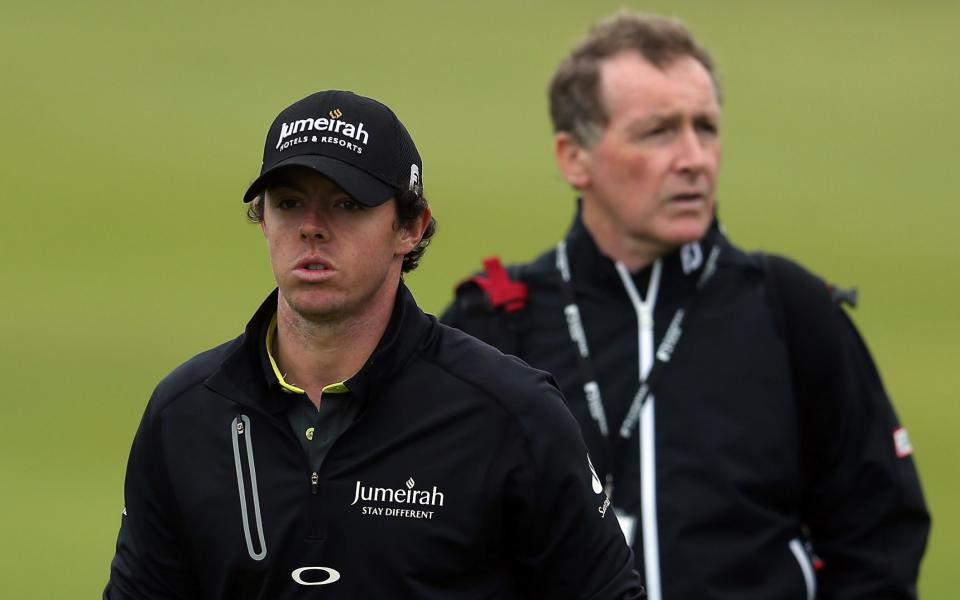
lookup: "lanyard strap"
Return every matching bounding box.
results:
[556,240,723,467]
[556,241,611,437]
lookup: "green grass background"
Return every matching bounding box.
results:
[1,1,956,596]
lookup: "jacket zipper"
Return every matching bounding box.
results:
[789,538,817,600]
[232,414,267,561]
[615,259,663,600]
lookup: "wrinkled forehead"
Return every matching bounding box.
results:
[598,51,720,119]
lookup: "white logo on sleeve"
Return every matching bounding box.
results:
[588,454,611,518]
[893,427,914,458]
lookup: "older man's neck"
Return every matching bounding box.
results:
[582,208,668,273]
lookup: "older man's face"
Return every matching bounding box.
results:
[575,51,721,261]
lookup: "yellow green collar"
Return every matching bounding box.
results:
[266,314,349,395]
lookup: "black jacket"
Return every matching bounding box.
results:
[442,215,929,600]
[105,283,644,599]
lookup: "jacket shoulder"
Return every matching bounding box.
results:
[427,323,574,429]
[430,322,544,386]
[148,335,244,414]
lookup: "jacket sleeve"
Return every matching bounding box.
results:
[503,377,645,600]
[801,311,929,599]
[770,258,930,599]
[104,391,201,599]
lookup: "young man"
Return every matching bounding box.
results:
[104,90,644,599]
[443,13,929,600]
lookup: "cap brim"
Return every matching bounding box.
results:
[242,155,396,207]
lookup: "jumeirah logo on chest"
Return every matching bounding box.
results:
[351,477,445,520]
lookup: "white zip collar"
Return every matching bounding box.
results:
[614,259,664,600]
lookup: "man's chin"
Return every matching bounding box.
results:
[280,290,346,323]
[657,226,710,250]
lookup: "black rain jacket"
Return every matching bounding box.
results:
[105,283,645,599]
[442,214,929,600]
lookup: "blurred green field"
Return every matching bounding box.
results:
[1,1,956,596]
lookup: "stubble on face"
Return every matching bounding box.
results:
[260,169,407,329]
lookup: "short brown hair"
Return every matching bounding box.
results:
[549,12,719,146]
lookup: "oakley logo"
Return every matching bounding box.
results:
[291,566,341,586]
[329,108,343,119]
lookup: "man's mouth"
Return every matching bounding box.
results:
[296,257,332,270]
[294,258,334,277]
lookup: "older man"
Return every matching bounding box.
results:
[444,13,928,600]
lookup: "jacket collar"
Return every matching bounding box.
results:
[205,281,432,415]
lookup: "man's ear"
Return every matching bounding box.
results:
[256,198,268,236]
[397,204,432,255]
[554,132,591,190]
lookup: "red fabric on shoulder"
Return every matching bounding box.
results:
[469,257,528,313]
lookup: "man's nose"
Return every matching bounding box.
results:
[299,206,329,240]
[674,127,709,173]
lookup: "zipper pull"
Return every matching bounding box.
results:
[310,472,319,495]
[639,304,653,331]
[236,416,245,435]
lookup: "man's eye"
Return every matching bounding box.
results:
[696,121,719,135]
[637,126,673,141]
[277,198,301,209]
[629,128,662,143]
[338,199,365,211]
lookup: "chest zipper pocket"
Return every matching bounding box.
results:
[788,537,816,600]
[232,414,267,561]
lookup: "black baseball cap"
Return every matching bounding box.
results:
[243,90,422,207]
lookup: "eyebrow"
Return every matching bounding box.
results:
[625,114,680,133]
[628,111,719,130]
